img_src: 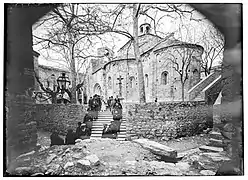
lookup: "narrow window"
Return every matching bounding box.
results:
[130,76,135,88]
[108,77,112,89]
[145,74,148,87]
[161,71,168,85]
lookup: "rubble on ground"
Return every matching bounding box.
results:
[7,138,231,176]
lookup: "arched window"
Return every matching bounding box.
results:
[46,80,50,88]
[145,74,148,87]
[193,69,198,75]
[161,71,168,85]
[140,26,143,33]
[108,76,112,89]
[146,26,150,33]
[130,76,135,88]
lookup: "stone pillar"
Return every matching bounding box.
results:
[6,5,53,168]
[190,4,242,175]
[220,62,242,172]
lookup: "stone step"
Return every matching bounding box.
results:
[92,124,126,127]
[95,119,126,122]
[133,139,177,159]
[91,131,126,135]
[202,152,231,162]
[209,131,224,140]
[208,138,226,147]
[91,128,126,132]
[199,145,224,153]
[93,121,126,125]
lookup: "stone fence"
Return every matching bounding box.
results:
[125,101,212,141]
[35,104,87,135]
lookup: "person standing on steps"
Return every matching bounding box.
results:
[83,112,93,135]
[101,96,106,112]
[107,97,111,110]
[88,97,93,110]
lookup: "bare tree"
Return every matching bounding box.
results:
[133,3,146,103]
[34,71,71,104]
[33,4,112,103]
[200,26,224,76]
[33,3,208,104]
[168,45,197,101]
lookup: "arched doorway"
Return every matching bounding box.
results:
[93,83,102,96]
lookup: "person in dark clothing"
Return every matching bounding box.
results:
[102,124,109,138]
[75,122,83,139]
[80,124,91,139]
[102,123,118,139]
[65,129,76,145]
[50,131,64,146]
[88,97,93,110]
[83,113,93,135]
[113,100,122,110]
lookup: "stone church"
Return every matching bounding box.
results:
[86,23,204,103]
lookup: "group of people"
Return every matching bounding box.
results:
[107,96,122,111]
[50,111,94,146]
[88,95,123,113]
[101,96,123,139]
[88,94,102,111]
[50,95,124,145]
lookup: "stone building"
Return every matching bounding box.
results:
[87,23,204,103]
[33,51,87,104]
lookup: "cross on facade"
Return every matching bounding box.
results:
[117,75,124,97]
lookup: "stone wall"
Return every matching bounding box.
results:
[35,104,87,135]
[6,96,38,164]
[125,101,212,141]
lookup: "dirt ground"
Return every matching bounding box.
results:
[7,131,228,176]
[37,130,210,153]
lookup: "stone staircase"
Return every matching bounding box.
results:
[90,110,127,141]
[188,71,221,101]
[199,130,228,153]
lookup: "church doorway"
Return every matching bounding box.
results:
[93,83,102,96]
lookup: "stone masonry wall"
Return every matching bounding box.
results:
[6,98,87,165]
[35,104,87,135]
[125,101,212,141]
[6,96,38,164]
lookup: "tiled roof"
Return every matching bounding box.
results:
[115,34,162,60]
[114,33,204,60]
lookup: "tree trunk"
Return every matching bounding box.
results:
[181,83,185,102]
[70,58,77,104]
[51,93,57,104]
[133,4,146,104]
[69,33,77,104]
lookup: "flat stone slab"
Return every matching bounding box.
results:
[209,131,223,140]
[208,138,225,147]
[200,170,216,176]
[199,145,223,153]
[202,152,231,162]
[133,138,177,158]
[177,148,201,159]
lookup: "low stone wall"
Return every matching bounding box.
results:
[6,97,87,165]
[35,104,87,135]
[125,101,212,141]
[6,96,38,165]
